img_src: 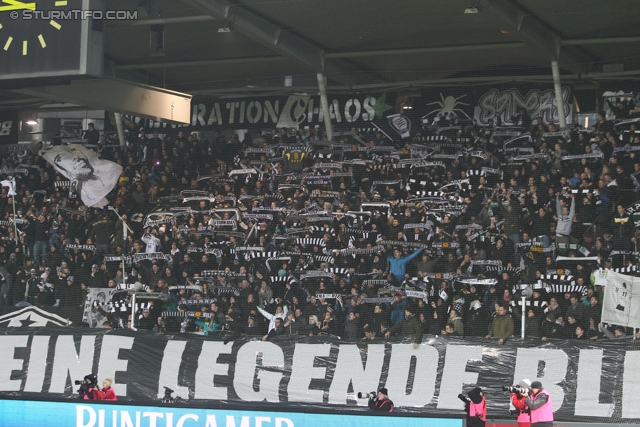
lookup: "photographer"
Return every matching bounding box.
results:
[511,379,532,427]
[91,378,117,401]
[77,374,98,400]
[523,381,553,427]
[367,387,394,413]
[459,387,486,427]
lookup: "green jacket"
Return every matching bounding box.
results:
[489,314,514,341]
[449,317,465,337]
[389,314,423,344]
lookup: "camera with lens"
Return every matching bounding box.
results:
[357,391,376,399]
[458,393,470,404]
[502,385,529,394]
[75,373,98,399]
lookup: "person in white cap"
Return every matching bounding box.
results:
[511,379,532,427]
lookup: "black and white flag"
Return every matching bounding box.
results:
[0,177,16,196]
[602,270,640,328]
[42,144,122,207]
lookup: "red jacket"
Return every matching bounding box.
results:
[511,393,530,423]
[368,397,394,412]
[93,387,117,401]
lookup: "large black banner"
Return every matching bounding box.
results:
[0,331,636,423]
[119,84,572,137]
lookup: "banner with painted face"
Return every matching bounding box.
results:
[0,331,637,423]
[42,144,122,207]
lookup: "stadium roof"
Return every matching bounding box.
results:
[2,0,640,109]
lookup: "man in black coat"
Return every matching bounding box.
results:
[60,276,82,308]
[138,309,155,330]
[83,123,100,146]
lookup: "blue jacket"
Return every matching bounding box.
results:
[387,249,422,280]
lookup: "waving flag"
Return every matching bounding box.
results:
[0,177,16,196]
[602,270,640,328]
[43,144,122,207]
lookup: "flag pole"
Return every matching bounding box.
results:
[11,191,18,244]
[107,206,133,287]
[8,176,18,244]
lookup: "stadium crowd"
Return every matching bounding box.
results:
[0,105,639,343]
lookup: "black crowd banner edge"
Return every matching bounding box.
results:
[0,330,636,423]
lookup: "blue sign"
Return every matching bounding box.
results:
[0,399,464,427]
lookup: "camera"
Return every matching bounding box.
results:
[357,391,376,399]
[458,393,470,404]
[502,385,529,394]
[76,373,98,399]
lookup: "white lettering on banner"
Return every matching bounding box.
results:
[121,411,141,427]
[97,335,134,397]
[158,340,189,399]
[512,348,568,412]
[0,336,28,391]
[288,344,331,403]
[622,351,640,418]
[362,97,376,121]
[24,335,50,392]
[330,99,342,122]
[178,414,199,427]
[386,344,438,407]
[144,412,165,427]
[575,349,615,417]
[234,341,284,402]
[437,345,483,410]
[195,342,233,400]
[344,99,361,123]
[141,94,388,131]
[328,344,385,405]
[276,95,311,128]
[18,335,640,420]
[49,336,96,394]
[77,405,95,427]
[475,87,572,125]
[226,415,250,427]
[204,414,217,427]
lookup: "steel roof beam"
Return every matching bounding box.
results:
[116,56,287,71]
[107,15,215,27]
[114,35,632,72]
[561,36,640,46]
[181,0,364,85]
[325,42,527,59]
[477,0,595,74]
